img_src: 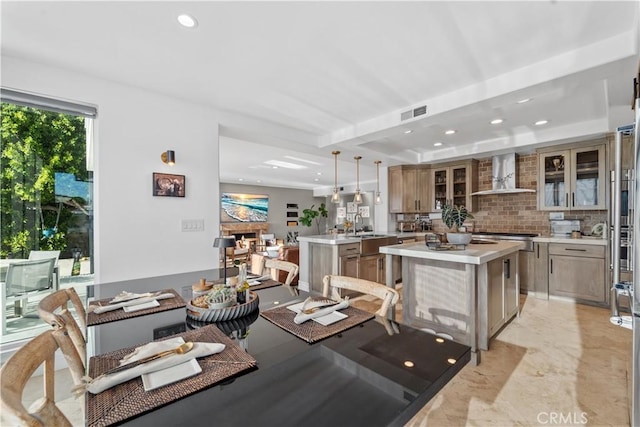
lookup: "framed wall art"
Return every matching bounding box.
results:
[152,173,185,197]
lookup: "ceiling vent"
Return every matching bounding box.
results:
[400,105,427,121]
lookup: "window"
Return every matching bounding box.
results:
[1,89,95,343]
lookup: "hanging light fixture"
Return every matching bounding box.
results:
[331,151,341,203]
[353,156,363,204]
[374,160,382,205]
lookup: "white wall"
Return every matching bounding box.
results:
[2,56,221,283]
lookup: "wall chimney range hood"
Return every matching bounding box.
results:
[471,153,536,195]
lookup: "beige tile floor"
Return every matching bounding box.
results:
[10,291,632,427]
[352,292,632,427]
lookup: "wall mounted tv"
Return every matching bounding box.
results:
[221,193,269,222]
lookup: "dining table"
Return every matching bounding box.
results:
[84,269,471,427]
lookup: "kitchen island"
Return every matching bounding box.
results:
[380,240,525,364]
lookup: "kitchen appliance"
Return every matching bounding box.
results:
[549,219,581,237]
[396,220,416,232]
[610,76,638,426]
[471,153,537,195]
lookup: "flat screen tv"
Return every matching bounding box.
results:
[221,193,269,222]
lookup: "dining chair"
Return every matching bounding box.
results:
[37,288,87,385]
[250,253,265,275]
[322,275,399,318]
[0,330,74,427]
[264,259,299,287]
[1,258,56,335]
[28,250,61,290]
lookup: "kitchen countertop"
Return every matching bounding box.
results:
[532,236,607,245]
[297,233,398,245]
[380,241,525,265]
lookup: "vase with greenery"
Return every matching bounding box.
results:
[299,202,328,234]
[441,204,474,245]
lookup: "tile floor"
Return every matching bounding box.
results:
[8,291,632,427]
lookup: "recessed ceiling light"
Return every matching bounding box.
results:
[490,119,504,125]
[316,172,322,175]
[404,130,413,134]
[238,178,244,182]
[535,120,548,126]
[272,166,279,169]
[445,130,456,135]
[517,98,531,104]
[257,180,262,183]
[314,178,319,182]
[434,142,443,147]
[177,14,198,28]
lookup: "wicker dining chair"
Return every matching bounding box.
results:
[265,259,299,287]
[37,288,87,385]
[322,275,399,318]
[0,330,74,427]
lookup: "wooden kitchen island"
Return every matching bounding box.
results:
[380,240,525,364]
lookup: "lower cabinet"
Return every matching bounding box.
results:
[549,243,606,304]
[487,253,518,337]
[360,254,385,284]
[518,250,534,294]
[533,242,549,299]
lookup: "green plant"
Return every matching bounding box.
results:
[299,202,328,234]
[442,204,474,232]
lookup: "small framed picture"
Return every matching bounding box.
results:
[286,203,298,209]
[153,173,185,197]
[336,207,346,218]
[347,202,357,213]
[287,221,298,227]
[286,211,299,218]
[358,206,370,218]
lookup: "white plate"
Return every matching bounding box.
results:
[286,301,348,325]
[123,299,160,312]
[141,359,202,391]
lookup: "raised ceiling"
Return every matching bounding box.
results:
[2,1,638,191]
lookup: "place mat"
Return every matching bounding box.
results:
[249,278,284,291]
[87,289,186,326]
[86,324,257,427]
[260,304,374,344]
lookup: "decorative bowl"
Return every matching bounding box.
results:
[445,232,472,245]
[186,291,260,323]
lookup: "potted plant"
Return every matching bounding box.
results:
[299,202,328,234]
[442,204,474,245]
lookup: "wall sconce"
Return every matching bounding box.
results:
[213,236,236,285]
[331,150,341,203]
[374,160,382,205]
[161,150,176,165]
[353,156,362,204]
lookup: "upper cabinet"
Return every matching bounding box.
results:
[388,165,430,213]
[430,160,478,212]
[537,143,606,211]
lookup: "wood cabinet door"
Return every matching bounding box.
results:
[487,258,505,336]
[416,167,430,213]
[388,166,404,213]
[503,254,519,319]
[340,255,359,279]
[359,255,379,282]
[518,250,534,294]
[549,255,606,303]
[402,168,418,213]
[533,242,549,299]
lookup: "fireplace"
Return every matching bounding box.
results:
[220,223,269,255]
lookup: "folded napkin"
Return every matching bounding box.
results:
[248,280,261,287]
[85,337,225,394]
[293,298,349,324]
[109,291,156,304]
[89,293,175,314]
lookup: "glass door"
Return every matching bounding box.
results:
[539,151,569,210]
[451,166,467,208]
[571,145,606,209]
[432,168,448,210]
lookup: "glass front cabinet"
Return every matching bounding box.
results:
[537,144,606,211]
[430,160,478,212]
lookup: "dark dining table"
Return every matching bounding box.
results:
[85,269,471,427]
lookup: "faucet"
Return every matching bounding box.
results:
[353,214,363,235]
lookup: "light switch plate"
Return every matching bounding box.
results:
[181,219,204,232]
[549,212,564,220]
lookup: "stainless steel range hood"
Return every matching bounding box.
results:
[471,153,536,195]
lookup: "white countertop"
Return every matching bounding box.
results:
[380,241,525,265]
[532,236,607,245]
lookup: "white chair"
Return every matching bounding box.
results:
[38,288,87,386]
[322,275,399,318]
[264,259,299,286]
[29,250,61,290]
[250,253,266,275]
[0,329,74,427]
[1,258,56,335]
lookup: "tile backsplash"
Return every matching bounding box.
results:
[430,153,608,235]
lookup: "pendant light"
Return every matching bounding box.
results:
[353,156,363,204]
[331,151,341,203]
[374,160,382,205]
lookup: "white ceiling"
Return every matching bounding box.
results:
[2,1,639,192]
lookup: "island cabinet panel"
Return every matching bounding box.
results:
[549,243,606,304]
[360,254,385,284]
[533,242,549,299]
[486,253,518,338]
[518,250,534,294]
[308,243,339,293]
[387,165,430,213]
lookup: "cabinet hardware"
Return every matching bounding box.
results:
[565,248,587,252]
[536,244,539,258]
[550,259,553,274]
[504,259,511,279]
[345,248,358,252]
[565,193,568,208]
[572,192,575,207]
